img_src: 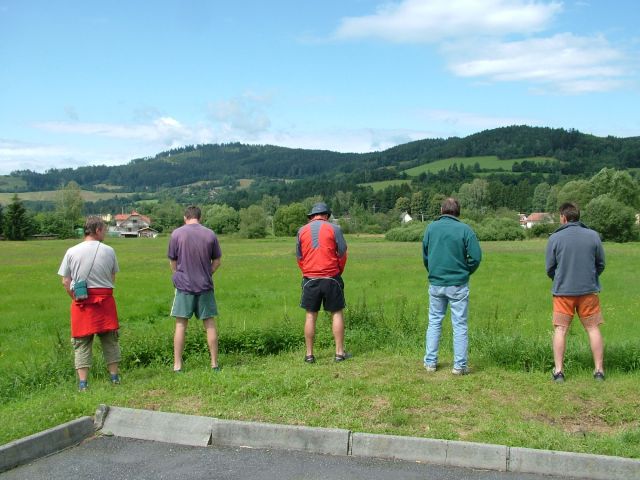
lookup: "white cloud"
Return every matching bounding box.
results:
[422,109,539,131]
[35,116,192,147]
[208,93,272,136]
[332,0,631,94]
[448,33,627,93]
[0,139,123,174]
[334,0,562,43]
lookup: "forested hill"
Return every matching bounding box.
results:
[6,125,640,192]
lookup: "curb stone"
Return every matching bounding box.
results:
[97,406,640,480]
[2,405,640,480]
[0,416,94,473]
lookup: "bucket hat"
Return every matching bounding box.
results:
[307,202,331,217]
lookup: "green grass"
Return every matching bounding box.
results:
[0,189,135,204]
[404,155,558,176]
[1,236,639,457]
[358,179,412,192]
[0,175,28,192]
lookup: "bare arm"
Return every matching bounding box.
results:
[211,258,221,274]
[169,259,177,274]
[62,276,74,299]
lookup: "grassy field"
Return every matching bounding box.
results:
[0,176,27,192]
[1,236,639,457]
[358,179,412,192]
[403,155,557,176]
[0,189,135,204]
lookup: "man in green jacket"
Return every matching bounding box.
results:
[422,197,482,375]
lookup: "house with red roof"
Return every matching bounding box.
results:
[520,212,554,229]
[113,210,157,238]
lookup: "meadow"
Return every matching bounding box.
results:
[0,189,135,204]
[1,236,639,457]
[403,155,557,176]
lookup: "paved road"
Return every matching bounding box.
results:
[1,436,573,480]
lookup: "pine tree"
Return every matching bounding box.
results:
[3,194,29,240]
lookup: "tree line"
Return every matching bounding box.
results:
[2,168,638,243]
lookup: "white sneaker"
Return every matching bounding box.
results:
[424,364,437,372]
[452,367,470,375]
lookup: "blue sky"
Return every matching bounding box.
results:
[0,0,638,175]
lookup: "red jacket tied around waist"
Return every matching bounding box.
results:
[70,288,119,337]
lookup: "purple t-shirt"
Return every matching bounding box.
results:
[168,223,222,294]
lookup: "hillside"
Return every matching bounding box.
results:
[3,126,640,195]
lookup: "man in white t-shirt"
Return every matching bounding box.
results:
[58,216,121,391]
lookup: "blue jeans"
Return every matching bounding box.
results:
[424,284,469,370]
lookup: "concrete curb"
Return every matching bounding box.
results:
[100,405,350,456]
[3,406,640,480]
[0,416,94,473]
[97,406,640,480]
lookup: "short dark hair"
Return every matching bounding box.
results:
[559,202,580,222]
[84,216,105,236]
[441,197,461,217]
[184,205,201,220]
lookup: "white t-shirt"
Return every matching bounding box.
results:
[58,240,119,289]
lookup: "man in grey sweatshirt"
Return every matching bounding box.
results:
[545,202,606,383]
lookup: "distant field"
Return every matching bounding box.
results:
[238,178,254,188]
[0,189,135,204]
[0,176,28,191]
[404,155,557,176]
[358,179,412,191]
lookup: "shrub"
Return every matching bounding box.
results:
[385,222,427,242]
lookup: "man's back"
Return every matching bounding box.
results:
[296,220,347,277]
[422,215,481,286]
[546,222,605,296]
[168,223,221,294]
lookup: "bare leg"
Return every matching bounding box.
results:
[552,325,568,373]
[331,310,345,356]
[585,325,604,372]
[203,317,219,368]
[107,362,119,375]
[77,367,89,382]
[174,317,188,371]
[304,311,318,357]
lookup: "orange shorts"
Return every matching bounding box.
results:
[552,294,603,328]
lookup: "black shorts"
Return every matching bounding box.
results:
[300,276,346,313]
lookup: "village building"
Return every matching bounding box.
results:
[519,212,555,229]
[400,211,413,224]
[113,210,158,238]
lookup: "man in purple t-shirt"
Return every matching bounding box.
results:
[168,205,222,372]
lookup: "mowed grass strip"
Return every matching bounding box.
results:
[404,155,557,176]
[0,236,639,457]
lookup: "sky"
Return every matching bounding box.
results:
[0,0,639,175]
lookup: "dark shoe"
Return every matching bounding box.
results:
[552,370,565,383]
[173,369,183,373]
[594,371,605,381]
[334,352,352,362]
[304,354,316,364]
[78,380,88,392]
[212,366,222,372]
[110,374,121,385]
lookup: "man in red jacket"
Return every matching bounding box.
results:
[296,202,350,363]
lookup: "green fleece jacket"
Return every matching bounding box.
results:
[422,215,482,286]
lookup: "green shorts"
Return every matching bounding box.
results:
[171,289,218,319]
[72,330,121,369]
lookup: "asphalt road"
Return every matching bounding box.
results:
[1,436,574,480]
